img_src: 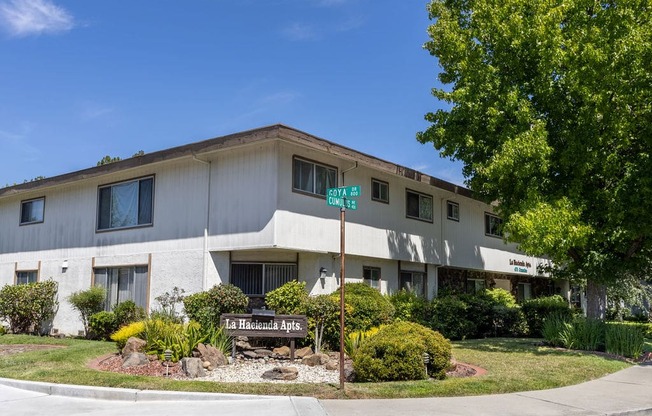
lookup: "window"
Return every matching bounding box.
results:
[517,282,532,303]
[231,263,297,296]
[484,213,503,237]
[406,190,433,222]
[363,266,381,290]
[98,177,154,231]
[20,197,44,225]
[293,157,337,197]
[16,270,38,285]
[94,266,148,311]
[466,278,485,294]
[371,179,389,203]
[400,271,426,296]
[447,201,459,221]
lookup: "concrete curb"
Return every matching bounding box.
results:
[0,377,282,402]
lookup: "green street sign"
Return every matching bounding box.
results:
[327,186,361,198]
[327,195,358,210]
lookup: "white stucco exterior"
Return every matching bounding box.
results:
[0,125,556,335]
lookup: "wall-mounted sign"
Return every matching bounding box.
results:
[220,314,308,338]
[510,259,531,273]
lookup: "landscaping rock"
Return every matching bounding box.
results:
[302,353,330,366]
[236,340,253,350]
[273,346,290,357]
[261,366,298,381]
[121,337,147,356]
[295,346,313,358]
[181,357,206,378]
[254,349,273,357]
[243,350,258,359]
[344,361,355,382]
[122,352,148,368]
[325,360,339,371]
[196,343,228,367]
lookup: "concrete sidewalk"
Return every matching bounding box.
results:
[322,365,652,416]
[1,365,651,416]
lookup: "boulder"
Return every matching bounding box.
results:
[196,343,228,367]
[325,360,339,371]
[181,357,206,378]
[121,337,147,356]
[273,346,290,357]
[243,350,258,359]
[236,340,253,350]
[122,352,148,368]
[261,366,298,381]
[295,346,313,358]
[301,353,330,367]
[344,361,355,382]
[254,349,273,357]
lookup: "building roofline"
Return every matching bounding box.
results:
[0,124,474,200]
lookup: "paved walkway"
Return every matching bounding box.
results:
[1,365,651,416]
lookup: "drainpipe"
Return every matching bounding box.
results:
[193,154,211,291]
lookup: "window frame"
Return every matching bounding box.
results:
[15,270,38,285]
[292,156,338,198]
[466,278,485,294]
[484,212,503,238]
[371,178,389,204]
[517,282,532,303]
[399,271,427,296]
[93,265,149,311]
[363,266,381,290]
[231,262,298,296]
[96,176,155,232]
[405,189,433,223]
[446,200,460,222]
[20,197,45,225]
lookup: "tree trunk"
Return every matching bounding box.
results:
[586,280,607,319]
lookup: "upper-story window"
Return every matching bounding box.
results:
[97,177,154,231]
[484,212,503,237]
[20,197,45,225]
[447,201,459,221]
[406,189,433,222]
[16,270,38,285]
[371,179,389,203]
[292,157,337,197]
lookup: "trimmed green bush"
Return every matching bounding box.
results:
[522,295,573,337]
[89,311,118,340]
[389,289,430,325]
[183,284,248,328]
[68,286,106,337]
[0,280,59,335]
[265,280,309,314]
[353,321,451,382]
[113,300,146,327]
[332,283,395,332]
[429,296,476,340]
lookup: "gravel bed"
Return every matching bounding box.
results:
[196,360,339,384]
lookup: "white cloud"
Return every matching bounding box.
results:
[0,0,74,37]
[79,101,114,121]
[282,22,318,41]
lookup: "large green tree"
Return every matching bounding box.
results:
[418,0,652,318]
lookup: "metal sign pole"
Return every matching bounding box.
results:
[339,205,346,392]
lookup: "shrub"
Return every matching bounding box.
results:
[113,300,146,327]
[68,286,106,337]
[353,321,451,382]
[0,280,59,335]
[345,326,382,356]
[152,287,186,323]
[183,284,248,328]
[605,323,645,358]
[332,283,395,332]
[202,324,233,355]
[429,296,476,340]
[110,321,146,351]
[521,295,573,337]
[306,294,340,352]
[89,311,118,340]
[542,313,573,347]
[484,288,518,308]
[143,319,206,362]
[265,281,309,314]
[557,318,605,351]
[389,289,430,325]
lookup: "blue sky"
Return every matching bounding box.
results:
[0,0,463,188]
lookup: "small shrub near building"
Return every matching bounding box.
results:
[68,286,106,338]
[522,295,573,337]
[183,284,248,328]
[353,321,451,382]
[332,283,395,332]
[265,280,309,314]
[389,289,430,325]
[0,280,58,335]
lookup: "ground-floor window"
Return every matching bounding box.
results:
[231,263,297,296]
[466,278,485,294]
[94,266,148,311]
[400,271,426,296]
[517,282,532,303]
[363,266,381,290]
[16,270,38,285]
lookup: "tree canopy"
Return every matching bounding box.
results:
[418,0,652,317]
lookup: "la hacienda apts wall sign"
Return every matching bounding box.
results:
[510,259,532,274]
[220,313,308,338]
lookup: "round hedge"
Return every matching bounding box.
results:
[332,283,395,332]
[353,321,451,382]
[183,284,249,328]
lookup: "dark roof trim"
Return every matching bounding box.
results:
[0,124,474,200]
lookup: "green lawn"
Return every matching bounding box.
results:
[0,335,632,399]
